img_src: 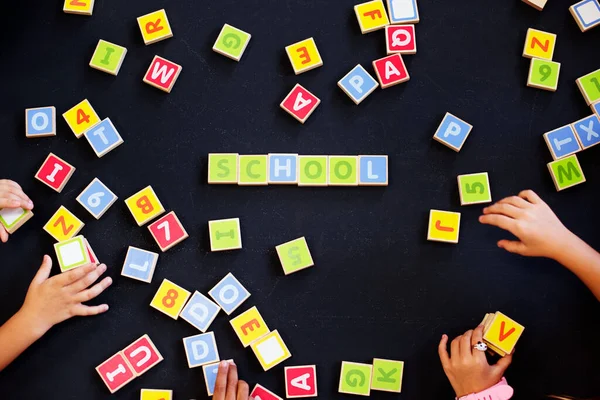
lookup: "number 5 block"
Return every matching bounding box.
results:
[457,172,492,206]
[527,58,560,92]
[76,178,118,219]
[124,186,165,226]
[230,306,270,347]
[150,279,191,320]
[148,211,189,252]
[276,237,314,275]
[35,153,76,193]
[62,99,101,139]
[427,210,461,244]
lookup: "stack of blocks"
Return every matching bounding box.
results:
[339,358,404,396]
[480,312,525,357]
[523,28,560,92]
[54,235,99,273]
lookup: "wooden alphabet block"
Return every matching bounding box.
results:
[208,273,250,315]
[96,352,135,393]
[276,237,314,275]
[230,306,270,347]
[251,384,284,400]
[544,125,581,160]
[355,0,390,34]
[372,54,410,88]
[137,9,173,45]
[122,334,163,377]
[337,65,379,105]
[570,0,600,32]
[457,172,492,206]
[280,84,321,123]
[213,24,252,61]
[547,154,586,191]
[180,291,221,333]
[209,218,242,251]
[572,114,600,150]
[44,206,84,242]
[386,25,416,54]
[522,0,547,11]
[386,0,419,24]
[298,156,328,186]
[359,155,388,186]
[124,186,165,226]
[522,28,556,60]
[121,246,159,283]
[77,178,118,219]
[285,38,323,75]
[268,154,298,184]
[148,211,189,252]
[527,58,560,92]
[483,312,525,356]
[25,106,56,138]
[285,365,318,398]
[0,208,33,234]
[202,361,221,396]
[371,358,404,393]
[84,118,124,158]
[338,362,372,396]
[239,155,269,185]
[593,100,600,118]
[89,40,127,76]
[54,236,90,272]
[63,0,95,15]
[182,332,220,368]
[35,153,76,192]
[427,210,461,244]
[150,279,191,320]
[140,389,173,400]
[143,56,182,93]
[576,68,600,105]
[328,156,358,186]
[250,330,291,371]
[433,112,473,152]
[62,99,101,139]
[208,153,239,184]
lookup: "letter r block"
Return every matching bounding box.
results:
[137,9,173,45]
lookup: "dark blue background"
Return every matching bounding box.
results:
[0,0,599,399]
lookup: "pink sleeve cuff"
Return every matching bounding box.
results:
[457,378,514,400]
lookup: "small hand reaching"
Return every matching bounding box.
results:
[0,179,34,243]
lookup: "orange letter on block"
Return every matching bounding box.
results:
[296,47,311,65]
[145,19,164,34]
[136,196,154,214]
[54,216,74,236]
[241,319,260,335]
[363,10,382,20]
[531,37,549,52]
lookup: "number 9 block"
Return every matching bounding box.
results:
[527,58,561,92]
[150,279,191,320]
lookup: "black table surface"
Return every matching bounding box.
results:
[0,0,599,399]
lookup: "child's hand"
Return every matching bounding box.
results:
[0,180,34,210]
[438,326,512,397]
[479,190,574,260]
[213,360,250,400]
[18,256,112,336]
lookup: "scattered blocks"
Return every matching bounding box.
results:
[209,218,242,251]
[522,28,556,60]
[239,155,269,186]
[544,125,581,160]
[183,332,220,368]
[285,38,323,75]
[143,56,182,93]
[25,106,56,138]
[62,99,101,139]
[84,118,124,158]
[570,0,600,32]
[63,0,95,15]
[208,273,250,315]
[0,208,33,234]
[148,211,189,252]
[202,361,221,396]
[337,64,379,105]
[140,389,173,400]
[371,358,404,393]
[427,210,461,244]
[386,0,420,24]
[89,40,127,76]
[250,330,291,371]
[385,25,416,54]
[76,178,118,219]
[482,312,525,357]
[527,58,560,92]
[457,172,492,206]
[121,246,159,283]
[268,154,298,185]
[54,236,90,272]
[522,0,547,11]
[208,153,239,184]
[432,112,473,152]
[276,237,314,275]
[547,154,586,191]
[280,84,321,124]
[298,156,328,187]
[359,155,388,186]
[213,24,252,61]
[338,362,373,396]
[576,68,600,105]
[251,384,284,400]
[44,206,84,242]
[230,306,270,347]
[355,0,390,34]
[180,291,221,333]
[124,186,165,226]
[122,335,163,377]
[137,9,173,45]
[150,279,191,320]
[285,365,318,398]
[572,114,600,150]
[372,54,409,89]
[96,352,136,394]
[35,153,76,193]
[328,156,359,186]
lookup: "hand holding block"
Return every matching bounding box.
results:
[143,56,182,93]
[0,208,33,234]
[433,113,473,152]
[35,153,76,193]
[338,362,373,396]
[44,206,84,242]
[572,114,600,150]
[208,153,239,184]
[577,68,600,105]
[202,361,221,396]
[268,154,298,185]
[54,236,90,272]
[238,155,269,185]
[285,38,323,75]
[386,0,419,24]
[427,210,461,244]
[251,384,284,400]
[122,335,163,377]
[386,25,416,54]
[285,365,318,398]
[25,107,56,138]
[182,332,220,368]
[298,156,328,186]
[250,330,291,371]
[522,28,556,60]
[121,246,159,283]
[96,352,135,393]
[483,312,525,356]
[359,155,388,186]
[140,389,173,400]
[355,0,390,34]
[372,54,410,89]
[125,186,165,226]
[276,237,314,275]
[208,273,250,315]
[570,0,600,32]
[371,358,404,393]
[527,58,560,92]
[280,84,321,123]
[337,65,379,105]
[457,172,492,206]
[148,211,189,252]
[547,155,586,191]
[213,24,252,61]
[180,291,221,333]
[543,125,581,160]
[230,306,270,347]
[89,40,127,76]
[77,178,118,219]
[209,218,242,251]
[137,9,173,45]
[63,0,95,15]
[150,279,191,319]
[84,118,124,158]
[62,99,100,138]
[328,156,358,186]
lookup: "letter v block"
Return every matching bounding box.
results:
[230,306,270,347]
[285,365,318,398]
[143,55,183,93]
[483,312,525,356]
[280,84,321,124]
[371,358,404,393]
[122,334,163,377]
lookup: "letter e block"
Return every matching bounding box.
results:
[230,306,270,347]
[285,38,323,75]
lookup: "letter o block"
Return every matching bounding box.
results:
[125,186,165,226]
[208,273,250,315]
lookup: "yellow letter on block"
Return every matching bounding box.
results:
[230,306,270,348]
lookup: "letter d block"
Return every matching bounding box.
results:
[339,361,372,396]
[182,332,220,368]
[276,237,314,275]
[213,24,252,61]
[208,153,239,184]
[125,186,165,226]
[371,358,404,393]
[180,291,221,333]
[230,306,270,347]
[433,112,473,152]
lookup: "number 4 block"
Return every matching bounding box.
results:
[457,172,492,206]
[77,178,118,219]
[427,210,461,244]
[276,237,314,275]
[482,312,525,357]
[150,279,191,320]
[527,58,560,92]
[547,154,586,191]
[148,211,189,252]
[62,99,101,139]
[35,153,76,193]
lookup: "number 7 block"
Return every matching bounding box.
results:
[150,279,191,320]
[457,172,492,206]
[35,153,76,193]
[427,210,461,244]
[148,211,189,252]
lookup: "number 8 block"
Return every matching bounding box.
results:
[76,178,118,219]
[150,279,191,320]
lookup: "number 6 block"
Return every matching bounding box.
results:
[457,172,492,206]
[150,279,191,319]
[148,211,189,252]
[76,178,118,219]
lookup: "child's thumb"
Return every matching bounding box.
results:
[493,352,513,376]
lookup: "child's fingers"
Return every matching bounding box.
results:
[237,380,249,400]
[213,361,230,400]
[437,334,451,369]
[0,183,33,208]
[450,336,460,359]
[74,277,112,303]
[498,240,528,255]
[56,263,97,286]
[226,363,239,400]
[498,196,531,209]
[0,196,25,209]
[72,303,109,316]
[471,325,487,361]
[460,330,473,358]
[0,226,8,243]
[0,180,23,191]
[482,203,522,219]
[68,264,107,293]
[519,190,542,204]
[31,255,53,285]
[479,214,517,234]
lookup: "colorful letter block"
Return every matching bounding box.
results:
[96,352,135,393]
[44,206,84,242]
[280,84,320,124]
[386,25,416,54]
[285,365,318,398]
[239,155,269,185]
[213,24,252,61]
[338,362,372,396]
[76,178,118,219]
[62,99,101,139]
[143,56,182,93]
[25,106,56,138]
[359,155,388,186]
[547,154,586,191]
[355,0,390,34]
[328,156,358,186]
[570,0,600,32]
[63,0,95,15]
[573,114,600,149]
[209,218,242,251]
[54,236,90,272]
[298,156,328,186]
[483,312,525,356]
[251,330,291,371]
[208,273,250,315]
[544,125,581,160]
[522,0,547,11]
[268,154,298,184]
[433,113,473,152]
[122,335,163,377]
[251,384,284,400]
[527,58,560,92]
[35,153,76,192]
[150,279,191,320]
[230,306,270,347]
[338,65,379,105]
[276,237,314,275]
[89,40,127,76]
[203,361,221,396]
[121,246,159,283]
[84,118,124,158]
[427,210,461,244]
[577,68,600,105]
[457,172,492,206]
[208,153,239,184]
[522,28,556,60]
[371,358,404,393]
[0,208,33,234]
[137,9,173,45]
[372,54,410,89]
[183,332,220,368]
[285,38,323,75]
[140,389,173,400]
[180,291,221,333]
[148,211,188,252]
[386,0,420,24]
[125,186,165,226]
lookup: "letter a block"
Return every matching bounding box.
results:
[359,155,388,186]
[141,389,173,400]
[77,178,118,219]
[522,28,556,60]
[143,56,183,93]
[577,69,600,105]
[35,153,76,192]
[62,99,101,139]
[122,335,163,378]
[84,118,124,158]
[372,54,410,89]
[433,112,473,152]
[230,306,270,347]
[180,291,221,333]
[125,186,165,226]
[89,40,127,76]
[338,362,372,396]
[209,218,242,251]
[280,84,321,124]
[208,273,250,315]
[63,0,95,15]
[150,279,191,320]
[250,330,292,371]
[543,125,581,160]
[355,0,389,34]
[386,25,416,54]
[251,384,284,400]
[0,208,33,234]
[137,9,173,45]
[44,206,84,242]
[276,237,314,275]
[570,0,600,32]
[25,106,56,138]
[427,210,461,244]
[148,211,189,252]
[121,246,159,283]
[547,154,586,191]
[239,155,268,185]
[371,358,404,393]
[285,365,318,398]
[182,332,220,368]
[285,38,323,75]
[268,154,298,184]
[457,172,492,206]
[328,156,358,186]
[298,156,328,186]
[387,0,420,24]
[96,352,136,393]
[483,312,525,356]
[213,24,252,61]
[208,153,239,184]
[572,114,600,150]
[54,236,90,272]
[337,64,379,105]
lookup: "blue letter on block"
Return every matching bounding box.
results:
[434,113,472,151]
[546,125,581,159]
[26,107,55,136]
[84,118,123,157]
[203,363,220,395]
[573,115,600,149]
[339,65,379,104]
[183,333,219,368]
[268,154,297,184]
[208,273,250,315]
[121,247,158,282]
[180,292,221,333]
[359,156,388,185]
[77,178,117,219]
